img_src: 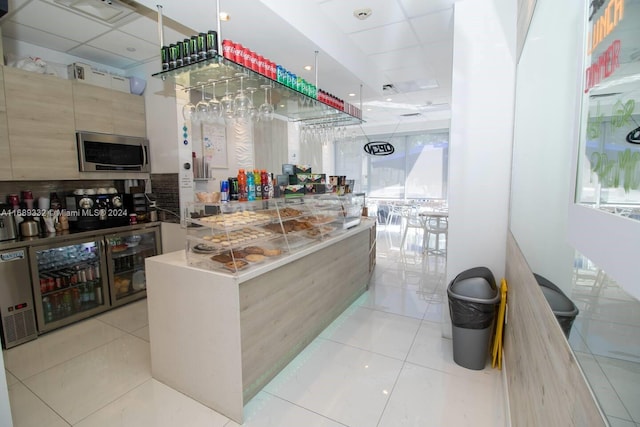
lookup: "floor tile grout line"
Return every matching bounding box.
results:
[261,390,351,426]
[592,355,637,423]
[353,302,432,322]
[70,376,152,426]
[17,377,74,426]
[315,336,410,364]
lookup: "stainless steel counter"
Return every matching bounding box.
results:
[0,222,161,250]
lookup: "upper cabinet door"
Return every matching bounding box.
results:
[72,83,115,134]
[112,91,146,138]
[0,67,13,180]
[4,67,79,180]
[73,83,146,138]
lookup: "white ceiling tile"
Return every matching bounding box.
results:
[7,0,33,12]
[87,30,159,61]
[318,0,406,34]
[0,21,80,52]
[349,21,418,55]
[384,65,437,84]
[410,8,454,45]
[369,46,429,71]
[8,0,111,42]
[67,44,137,69]
[398,0,455,18]
[117,15,192,47]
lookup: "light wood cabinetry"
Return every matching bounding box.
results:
[4,66,79,180]
[0,67,12,180]
[73,82,146,137]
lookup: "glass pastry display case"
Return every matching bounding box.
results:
[185,194,365,274]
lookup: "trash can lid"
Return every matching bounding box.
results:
[540,286,576,313]
[449,277,498,299]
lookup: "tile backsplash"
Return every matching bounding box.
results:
[150,174,180,222]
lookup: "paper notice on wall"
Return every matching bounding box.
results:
[203,123,227,168]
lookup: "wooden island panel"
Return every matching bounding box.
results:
[239,229,370,400]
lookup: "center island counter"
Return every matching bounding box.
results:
[145,218,376,423]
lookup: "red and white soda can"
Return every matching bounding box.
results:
[233,43,244,63]
[222,40,234,60]
[256,55,265,75]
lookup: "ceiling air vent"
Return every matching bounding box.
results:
[53,0,137,24]
[400,112,422,117]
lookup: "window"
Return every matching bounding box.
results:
[335,130,449,200]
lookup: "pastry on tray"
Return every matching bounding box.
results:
[262,248,282,257]
[244,246,265,255]
[223,260,248,271]
[245,254,266,263]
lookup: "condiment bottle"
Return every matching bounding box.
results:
[238,169,247,202]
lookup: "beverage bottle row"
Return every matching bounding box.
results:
[161,30,218,71]
[42,282,102,322]
[223,170,274,202]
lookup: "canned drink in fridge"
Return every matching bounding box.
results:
[206,30,218,57]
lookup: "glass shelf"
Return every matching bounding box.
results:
[152,55,363,126]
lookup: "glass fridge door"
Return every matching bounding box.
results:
[106,227,160,307]
[30,238,109,333]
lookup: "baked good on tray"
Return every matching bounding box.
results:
[223,260,249,271]
[244,246,265,255]
[245,254,266,263]
[262,248,282,257]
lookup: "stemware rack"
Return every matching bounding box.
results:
[152,54,363,126]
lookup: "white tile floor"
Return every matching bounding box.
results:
[3,224,507,426]
[570,268,640,427]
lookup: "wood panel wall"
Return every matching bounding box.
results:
[239,229,371,401]
[504,232,605,426]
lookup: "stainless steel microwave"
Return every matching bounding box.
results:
[77,132,150,172]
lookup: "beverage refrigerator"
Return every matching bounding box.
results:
[104,227,161,307]
[29,238,110,333]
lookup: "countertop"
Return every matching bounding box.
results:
[0,221,162,251]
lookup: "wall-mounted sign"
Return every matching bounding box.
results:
[364,141,395,156]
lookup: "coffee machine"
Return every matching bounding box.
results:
[0,204,18,241]
[65,193,129,230]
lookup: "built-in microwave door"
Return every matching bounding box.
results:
[77,132,150,172]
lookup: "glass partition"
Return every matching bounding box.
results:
[575,0,640,220]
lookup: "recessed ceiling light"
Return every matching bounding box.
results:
[386,98,392,102]
[348,93,356,97]
[304,65,312,71]
[366,108,372,111]
[219,12,230,21]
[126,47,136,52]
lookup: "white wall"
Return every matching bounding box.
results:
[445,0,517,336]
[129,60,181,174]
[0,354,12,427]
[509,0,583,295]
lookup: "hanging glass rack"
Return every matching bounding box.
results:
[152,54,363,126]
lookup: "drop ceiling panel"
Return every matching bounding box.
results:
[349,21,418,55]
[369,46,431,71]
[1,21,80,52]
[117,15,191,47]
[318,0,406,34]
[87,30,159,61]
[8,0,111,42]
[398,0,455,18]
[384,65,437,85]
[67,44,136,69]
[410,8,454,45]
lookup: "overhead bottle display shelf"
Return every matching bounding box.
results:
[152,54,363,126]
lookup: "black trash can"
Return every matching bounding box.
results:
[447,267,501,370]
[534,273,579,338]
